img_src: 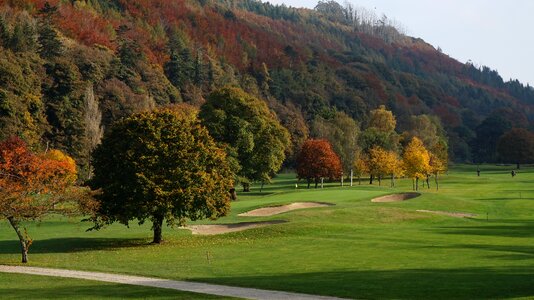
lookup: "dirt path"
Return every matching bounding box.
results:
[238,202,334,217]
[0,265,345,300]
[416,210,477,218]
[185,220,287,235]
[371,193,421,203]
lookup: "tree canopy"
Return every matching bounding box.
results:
[199,86,290,191]
[311,111,360,174]
[0,136,78,263]
[297,139,342,188]
[496,128,534,169]
[403,137,431,191]
[90,107,234,243]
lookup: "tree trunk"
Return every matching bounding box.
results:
[517,163,520,170]
[391,174,395,187]
[307,178,311,189]
[416,178,419,191]
[242,182,250,192]
[412,179,415,191]
[314,178,319,189]
[435,172,439,191]
[8,217,29,263]
[378,175,381,186]
[358,176,361,185]
[369,174,374,185]
[426,176,430,189]
[152,215,164,244]
[229,188,237,201]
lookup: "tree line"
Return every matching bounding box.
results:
[296,105,448,191]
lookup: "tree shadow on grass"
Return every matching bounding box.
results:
[455,244,534,260]
[0,237,147,255]
[0,284,225,299]
[197,266,534,299]
[477,197,534,201]
[436,220,534,238]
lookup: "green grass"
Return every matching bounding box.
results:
[0,273,236,299]
[1,164,534,299]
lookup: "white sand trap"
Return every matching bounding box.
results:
[371,192,421,203]
[184,220,287,235]
[417,210,477,218]
[238,202,335,217]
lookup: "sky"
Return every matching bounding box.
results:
[267,0,534,86]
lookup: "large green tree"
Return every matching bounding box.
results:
[199,86,290,191]
[90,107,233,243]
[311,111,359,175]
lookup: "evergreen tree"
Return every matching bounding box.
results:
[38,21,63,59]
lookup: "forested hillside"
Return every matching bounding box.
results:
[1,0,533,177]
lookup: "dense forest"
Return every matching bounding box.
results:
[1,0,533,179]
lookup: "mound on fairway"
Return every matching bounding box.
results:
[184,220,287,235]
[238,202,335,217]
[371,192,421,203]
[416,210,477,218]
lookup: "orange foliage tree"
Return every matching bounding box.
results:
[0,136,78,263]
[297,139,342,188]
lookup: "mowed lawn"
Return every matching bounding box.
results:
[1,165,534,299]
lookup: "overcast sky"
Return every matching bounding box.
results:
[267,0,533,86]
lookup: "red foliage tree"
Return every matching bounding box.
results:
[0,136,79,263]
[297,139,342,188]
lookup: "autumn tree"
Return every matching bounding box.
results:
[352,155,368,185]
[297,139,342,188]
[403,137,430,191]
[367,146,403,187]
[429,152,446,190]
[402,114,447,152]
[90,107,234,244]
[369,105,396,132]
[428,138,448,190]
[385,150,404,187]
[496,128,534,169]
[0,136,78,263]
[359,105,400,184]
[199,86,290,192]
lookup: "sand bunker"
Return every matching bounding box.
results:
[184,220,287,235]
[416,210,477,218]
[371,192,421,203]
[238,202,334,217]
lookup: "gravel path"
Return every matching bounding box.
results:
[0,265,345,300]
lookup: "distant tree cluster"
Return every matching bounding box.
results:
[296,106,448,191]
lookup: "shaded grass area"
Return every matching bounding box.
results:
[0,273,236,299]
[1,164,534,298]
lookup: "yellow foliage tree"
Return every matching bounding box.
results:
[367,146,388,186]
[429,152,446,190]
[352,156,369,185]
[384,150,404,187]
[369,105,396,132]
[367,146,403,186]
[403,137,431,191]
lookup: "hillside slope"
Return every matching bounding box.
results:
[0,0,532,172]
